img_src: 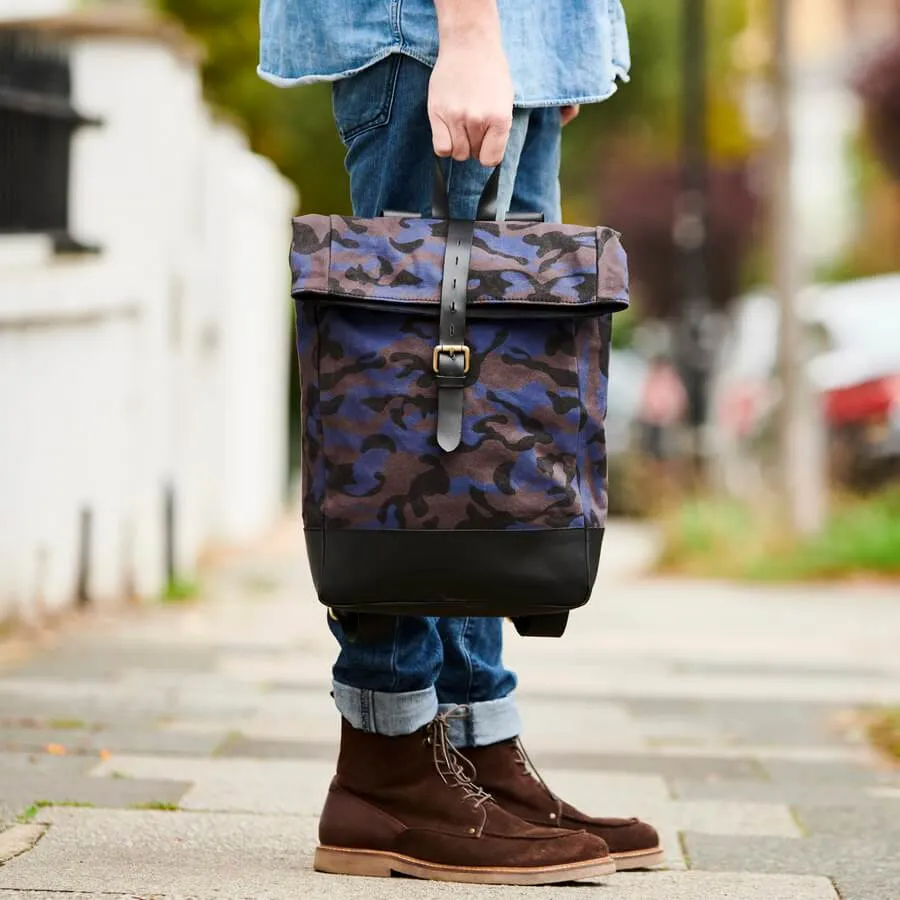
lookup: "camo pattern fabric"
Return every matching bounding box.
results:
[291,214,624,532]
[290,215,628,311]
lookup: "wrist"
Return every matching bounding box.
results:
[435,0,501,44]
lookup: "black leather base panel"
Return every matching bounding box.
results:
[305,528,604,618]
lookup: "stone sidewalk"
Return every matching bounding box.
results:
[0,522,898,899]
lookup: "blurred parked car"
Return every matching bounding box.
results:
[712,274,900,489]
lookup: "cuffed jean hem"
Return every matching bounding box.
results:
[439,695,522,748]
[332,680,439,736]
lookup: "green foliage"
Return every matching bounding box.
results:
[817,132,900,283]
[610,305,637,350]
[19,800,95,821]
[47,719,87,730]
[868,709,900,761]
[130,801,180,811]
[563,0,751,221]
[161,578,200,603]
[657,485,900,581]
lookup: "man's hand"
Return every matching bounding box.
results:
[561,105,581,127]
[429,0,513,166]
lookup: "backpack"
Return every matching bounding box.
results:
[289,171,629,639]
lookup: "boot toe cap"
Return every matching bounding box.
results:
[584,817,660,855]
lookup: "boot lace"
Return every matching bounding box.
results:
[514,739,565,815]
[428,707,492,833]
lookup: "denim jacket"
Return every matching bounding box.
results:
[258,0,630,107]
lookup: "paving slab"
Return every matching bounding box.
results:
[0,808,840,900]
[0,771,191,814]
[652,744,867,763]
[670,801,801,838]
[0,874,843,900]
[0,752,95,776]
[0,824,48,865]
[214,735,337,760]
[832,874,900,900]
[530,749,766,781]
[0,678,257,717]
[91,756,335,815]
[516,698,646,752]
[683,832,900,886]
[229,689,341,744]
[673,777,899,806]
[0,693,167,726]
[0,808,315,895]
[0,726,225,757]
[0,894,145,899]
[867,786,900,799]
[763,759,893,786]
[793,800,900,839]
[9,644,220,679]
[624,698,859,748]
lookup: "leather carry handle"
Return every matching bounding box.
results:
[432,158,501,222]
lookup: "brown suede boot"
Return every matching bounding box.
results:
[315,714,615,884]
[463,738,664,870]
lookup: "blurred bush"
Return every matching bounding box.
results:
[656,484,900,581]
[868,708,900,761]
[597,162,759,319]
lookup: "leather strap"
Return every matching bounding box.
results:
[431,160,505,452]
[512,613,570,638]
[435,218,475,452]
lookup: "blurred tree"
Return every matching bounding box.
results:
[156,0,350,214]
[821,35,900,282]
[563,0,759,320]
[599,162,759,319]
[854,35,900,181]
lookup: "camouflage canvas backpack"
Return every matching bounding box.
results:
[289,173,629,638]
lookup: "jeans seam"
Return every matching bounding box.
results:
[461,617,474,705]
[389,617,400,692]
[360,688,372,731]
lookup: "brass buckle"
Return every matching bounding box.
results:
[433,344,471,374]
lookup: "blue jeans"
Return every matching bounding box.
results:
[328,53,563,748]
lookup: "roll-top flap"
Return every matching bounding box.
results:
[290,215,628,312]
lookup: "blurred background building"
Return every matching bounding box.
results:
[0,0,296,622]
[1,0,898,620]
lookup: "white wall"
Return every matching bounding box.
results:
[0,0,72,20]
[0,25,296,622]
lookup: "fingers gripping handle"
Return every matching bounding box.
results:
[432,158,501,222]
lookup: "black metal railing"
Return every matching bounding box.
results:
[0,30,97,250]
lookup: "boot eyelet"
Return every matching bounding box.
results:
[549,813,557,820]
[468,827,476,834]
